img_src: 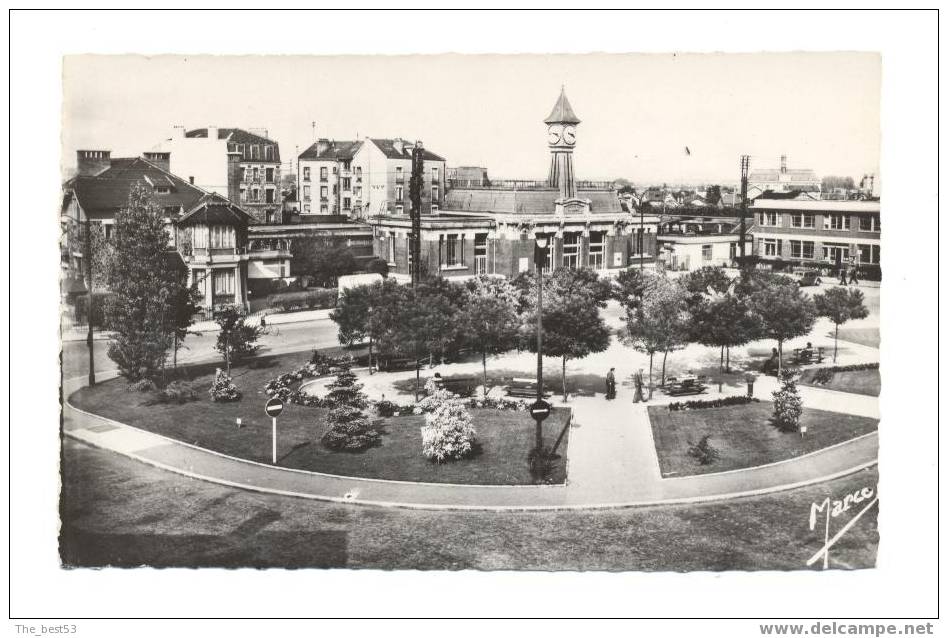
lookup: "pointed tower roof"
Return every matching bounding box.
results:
[544,87,581,125]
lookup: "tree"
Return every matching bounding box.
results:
[705,184,722,205]
[367,279,427,400]
[749,280,817,376]
[291,237,359,287]
[623,274,691,390]
[814,287,869,362]
[366,257,390,278]
[822,175,856,192]
[414,277,467,366]
[458,276,521,391]
[169,278,202,371]
[772,368,803,432]
[104,182,181,382]
[321,364,380,451]
[330,284,373,347]
[214,305,264,374]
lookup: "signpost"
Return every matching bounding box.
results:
[265,397,284,464]
[530,399,552,423]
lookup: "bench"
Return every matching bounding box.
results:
[505,377,550,399]
[791,347,825,365]
[377,356,417,372]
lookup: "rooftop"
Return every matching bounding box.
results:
[298,140,362,161]
[751,198,880,212]
[544,87,581,125]
[368,138,445,162]
[185,128,281,162]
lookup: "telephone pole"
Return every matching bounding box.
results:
[409,142,424,286]
[739,155,750,265]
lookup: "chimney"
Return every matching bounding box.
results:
[392,138,405,154]
[780,155,788,174]
[226,152,242,203]
[142,151,171,172]
[207,126,219,141]
[316,138,331,155]
[76,150,111,177]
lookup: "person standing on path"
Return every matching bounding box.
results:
[633,369,644,403]
[606,367,616,400]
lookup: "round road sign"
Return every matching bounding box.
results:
[265,397,284,418]
[529,399,552,422]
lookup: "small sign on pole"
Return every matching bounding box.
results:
[265,398,284,463]
[530,399,552,423]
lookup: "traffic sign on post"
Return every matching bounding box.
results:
[265,398,284,464]
[530,399,552,422]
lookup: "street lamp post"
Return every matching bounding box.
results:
[534,235,549,452]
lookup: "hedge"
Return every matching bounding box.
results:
[668,396,760,411]
[267,288,337,312]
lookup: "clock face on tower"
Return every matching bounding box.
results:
[547,124,563,145]
[562,125,576,145]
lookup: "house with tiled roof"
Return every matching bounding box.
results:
[297,139,363,217]
[351,137,447,219]
[153,126,283,224]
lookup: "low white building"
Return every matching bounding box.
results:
[657,215,753,271]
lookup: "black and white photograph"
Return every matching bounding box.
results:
[7,7,941,630]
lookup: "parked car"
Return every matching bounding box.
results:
[792,267,823,287]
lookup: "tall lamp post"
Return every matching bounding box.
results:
[532,235,551,453]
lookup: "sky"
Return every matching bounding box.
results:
[62,52,880,185]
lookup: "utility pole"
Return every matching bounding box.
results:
[639,205,645,271]
[739,155,750,265]
[533,237,549,452]
[409,143,424,286]
[84,217,96,386]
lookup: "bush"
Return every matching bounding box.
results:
[809,362,878,386]
[420,391,477,462]
[127,378,157,393]
[668,396,759,411]
[366,257,390,278]
[268,288,337,313]
[209,369,242,402]
[153,380,198,405]
[374,399,400,417]
[772,369,803,432]
[688,435,721,465]
[321,404,381,451]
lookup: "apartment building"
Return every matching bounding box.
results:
[297,139,361,217]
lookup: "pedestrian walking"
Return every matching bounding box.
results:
[260,313,267,328]
[605,367,616,400]
[839,268,848,286]
[849,267,859,285]
[633,369,644,403]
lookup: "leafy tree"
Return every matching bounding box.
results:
[291,237,359,287]
[772,368,803,432]
[681,267,760,371]
[213,305,264,374]
[814,287,870,362]
[104,182,181,382]
[415,277,467,366]
[705,185,722,205]
[458,276,521,391]
[749,280,817,376]
[679,266,733,299]
[330,284,373,347]
[367,279,427,400]
[822,175,856,192]
[623,274,691,389]
[613,267,652,310]
[548,267,614,308]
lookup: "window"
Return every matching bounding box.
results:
[588,231,605,269]
[266,168,274,183]
[702,244,713,261]
[395,205,404,215]
[354,187,362,199]
[631,228,645,256]
[561,233,580,268]
[237,144,245,158]
[265,188,275,204]
[250,188,259,202]
[342,178,351,190]
[251,145,259,160]
[432,167,440,183]
[444,234,461,267]
[303,167,310,181]
[252,167,259,181]
[320,186,328,200]
[859,215,880,232]
[303,204,311,213]
[343,161,351,171]
[759,212,781,226]
[303,185,311,201]
[395,166,404,183]
[264,146,273,161]
[333,166,338,175]
[155,185,170,195]
[858,244,880,264]
[355,166,362,181]
[474,233,488,274]
[822,243,850,263]
[762,238,782,257]
[320,167,328,181]
[242,167,249,182]
[239,187,246,202]
[824,215,851,230]
[320,204,329,213]
[789,240,815,259]
[209,225,235,249]
[431,204,439,213]
[343,197,351,210]
[103,223,114,241]
[388,232,396,263]
[212,270,235,295]
[395,186,404,202]
[790,214,815,228]
[432,185,440,202]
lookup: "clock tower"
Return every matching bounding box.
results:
[544,87,581,199]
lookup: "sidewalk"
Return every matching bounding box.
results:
[190,307,334,332]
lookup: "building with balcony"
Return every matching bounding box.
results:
[152,126,283,224]
[656,214,753,271]
[370,88,657,281]
[352,137,447,218]
[297,139,362,218]
[750,198,881,275]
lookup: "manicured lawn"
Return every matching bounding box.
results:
[648,401,878,477]
[60,439,879,570]
[69,350,571,485]
[836,326,880,348]
[800,368,881,397]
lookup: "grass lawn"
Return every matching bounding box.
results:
[836,326,880,348]
[648,401,878,477]
[60,439,879,570]
[69,350,571,485]
[800,368,881,397]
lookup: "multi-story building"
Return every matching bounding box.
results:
[370,88,657,281]
[352,138,447,218]
[61,150,260,315]
[750,198,881,274]
[297,139,362,217]
[656,214,753,271]
[153,126,283,224]
[446,166,490,187]
[747,155,821,200]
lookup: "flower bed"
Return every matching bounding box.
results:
[668,396,759,412]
